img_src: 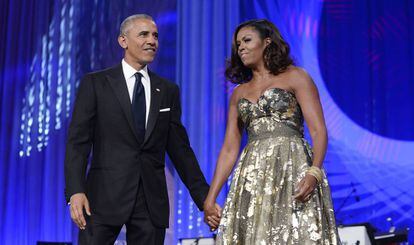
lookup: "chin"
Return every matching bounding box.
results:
[242,61,254,68]
[144,56,156,63]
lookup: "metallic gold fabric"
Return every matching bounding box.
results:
[216,88,341,245]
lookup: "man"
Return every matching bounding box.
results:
[65,14,219,244]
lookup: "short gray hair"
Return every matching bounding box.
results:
[119,14,154,36]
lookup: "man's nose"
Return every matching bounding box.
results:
[146,37,157,45]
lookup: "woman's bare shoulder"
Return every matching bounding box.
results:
[231,83,248,100]
[285,66,314,89]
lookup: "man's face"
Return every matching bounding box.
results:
[119,18,159,67]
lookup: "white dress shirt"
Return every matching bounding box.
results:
[122,59,151,127]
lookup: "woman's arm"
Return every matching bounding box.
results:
[291,68,328,202]
[204,86,244,228]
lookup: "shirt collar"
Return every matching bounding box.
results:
[122,59,150,82]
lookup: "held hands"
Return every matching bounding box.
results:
[69,193,91,230]
[294,174,318,202]
[203,201,222,231]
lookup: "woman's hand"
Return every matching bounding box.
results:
[294,174,318,202]
[203,200,222,231]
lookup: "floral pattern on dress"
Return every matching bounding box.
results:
[216,88,341,245]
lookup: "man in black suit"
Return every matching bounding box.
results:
[65,14,220,244]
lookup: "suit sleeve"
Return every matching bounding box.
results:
[64,74,96,203]
[166,85,209,211]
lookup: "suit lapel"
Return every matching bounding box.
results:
[143,71,164,145]
[106,64,140,142]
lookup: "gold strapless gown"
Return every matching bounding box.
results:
[216,88,341,245]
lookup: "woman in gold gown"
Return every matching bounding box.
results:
[203,19,341,244]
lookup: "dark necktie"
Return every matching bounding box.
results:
[132,72,146,144]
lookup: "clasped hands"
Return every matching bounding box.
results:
[71,192,224,232]
[203,201,222,231]
[69,175,315,233]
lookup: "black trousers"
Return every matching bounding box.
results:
[78,183,165,245]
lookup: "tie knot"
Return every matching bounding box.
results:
[134,72,143,80]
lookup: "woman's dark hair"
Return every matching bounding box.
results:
[225,19,294,84]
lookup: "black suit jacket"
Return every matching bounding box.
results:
[64,64,209,227]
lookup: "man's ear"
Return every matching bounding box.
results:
[118,35,127,49]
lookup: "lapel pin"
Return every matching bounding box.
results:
[156,88,160,92]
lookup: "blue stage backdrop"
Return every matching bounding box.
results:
[0,0,176,244]
[175,0,241,241]
[1,0,413,244]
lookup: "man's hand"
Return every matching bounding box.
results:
[294,174,317,203]
[69,193,91,230]
[203,201,222,231]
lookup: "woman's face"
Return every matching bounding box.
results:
[236,26,268,68]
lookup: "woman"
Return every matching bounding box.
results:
[203,19,341,244]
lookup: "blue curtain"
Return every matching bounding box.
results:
[0,0,176,244]
[175,0,240,240]
[1,1,73,243]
